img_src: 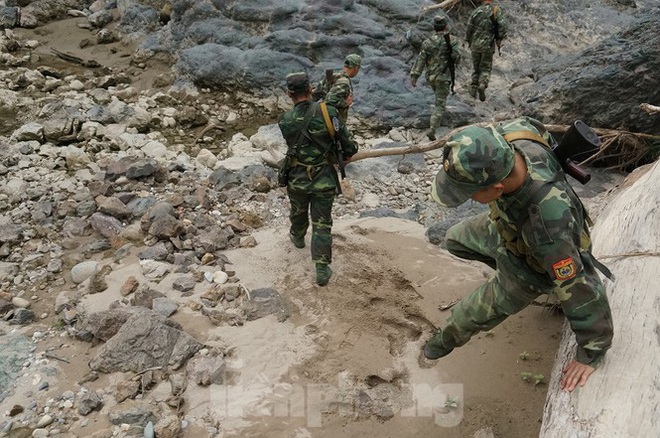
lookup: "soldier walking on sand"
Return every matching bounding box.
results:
[278,72,358,286]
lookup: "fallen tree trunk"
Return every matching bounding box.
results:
[540,161,660,437]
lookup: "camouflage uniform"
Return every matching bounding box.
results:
[427,117,613,367]
[410,16,461,139]
[466,1,507,99]
[325,54,362,123]
[278,78,358,274]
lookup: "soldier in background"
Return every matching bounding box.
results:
[466,0,507,101]
[278,72,358,286]
[410,14,461,141]
[423,117,614,392]
[324,54,362,123]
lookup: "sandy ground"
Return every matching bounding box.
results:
[4,15,566,438]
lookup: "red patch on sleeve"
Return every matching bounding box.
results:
[552,257,577,281]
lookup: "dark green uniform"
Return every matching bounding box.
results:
[278,101,358,266]
[466,1,507,99]
[428,118,613,367]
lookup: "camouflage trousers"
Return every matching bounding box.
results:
[429,78,451,131]
[288,187,335,265]
[470,49,495,91]
[439,212,613,365]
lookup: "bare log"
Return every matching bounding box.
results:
[421,0,462,13]
[640,103,660,114]
[540,161,660,437]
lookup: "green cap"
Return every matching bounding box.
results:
[433,14,448,30]
[431,125,515,207]
[285,71,310,92]
[344,54,362,68]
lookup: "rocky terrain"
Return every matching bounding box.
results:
[0,0,657,437]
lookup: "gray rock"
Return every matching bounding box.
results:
[89,212,125,238]
[77,390,103,416]
[12,122,44,142]
[186,355,226,386]
[108,401,156,426]
[89,310,202,373]
[0,334,33,393]
[245,288,290,322]
[0,6,20,29]
[152,297,178,317]
[172,276,196,292]
[88,9,113,28]
[70,261,99,284]
[9,309,35,325]
[98,196,133,220]
[132,285,165,308]
[0,262,18,281]
[80,308,145,342]
[137,242,170,261]
[518,9,660,134]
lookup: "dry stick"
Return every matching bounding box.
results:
[350,122,491,163]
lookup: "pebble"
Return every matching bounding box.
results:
[11,297,31,308]
[36,414,53,427]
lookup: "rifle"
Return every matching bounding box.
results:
[501,120,600,185]
[491,4,501,56]
[332,117,346,180]
[443,34,456,95]
[551,120,601,185]
[312,69,336,102]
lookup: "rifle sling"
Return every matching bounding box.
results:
[320,102,335,139]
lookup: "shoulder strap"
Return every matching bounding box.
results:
[320,102,335,139]
[501,130,549,147]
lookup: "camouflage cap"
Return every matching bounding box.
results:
[285,71,310,93]
[344,54,362,68]
[431,126,515,207]
[433,14,448,30]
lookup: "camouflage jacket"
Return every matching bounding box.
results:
[410,33,461,84]
[325,71,353,111]
[466,3,507,52]
[278,100,358,192]
[491,117,613,366]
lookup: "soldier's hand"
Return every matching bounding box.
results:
[345,94,354,106]
[560,360,595,392]
[410,77,417,87]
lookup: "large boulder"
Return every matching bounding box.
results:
[89,310,202,373]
